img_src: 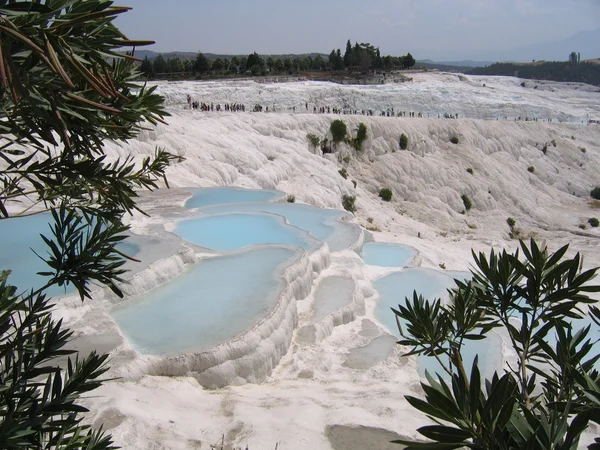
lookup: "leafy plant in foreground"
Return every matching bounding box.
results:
[392,240,600,449]
[0,1,175,447]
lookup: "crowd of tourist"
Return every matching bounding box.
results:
[184,95,595,124]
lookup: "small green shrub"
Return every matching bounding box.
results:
[551,139,557,147]
[306,133,320,149]
[461,194,472,211]
[379,188,393,202]
[579,224,586,230]
[343,156,351,164]
[330,119,347,144]
[267,155,275,161]
[506,217,519,238]
[353,123,368,150]
[450,136,459,145]
[542,143,548,154]
[367,217,374,224]
[286,194,295,203]
[466,168,473,175]
[589,218,599,227]
[580,147,587,153]
[338,168,348,179]
[527,166,535,173]
[399,133,409,150]
[342,194,356,213]
[572,135,576,140]
[352,180,357,189]
[591,187,600,200]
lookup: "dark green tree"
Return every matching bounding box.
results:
[336,49,344,70]
[229,55,240,74]
[211,58,225,74]
[329,49,337,69]
[140,55,153,77]
[404,52,416,69]
[569,52,580,64]
[393,240,600,449]
[344,39,354,68]
[304,55,314,70]
[0,1,175,447]
[246,51,264,74]
[274,58,284,73]
[168,56,183,73]
[152,53,167,74]
[313,54,325,71]
[193,52,211,74]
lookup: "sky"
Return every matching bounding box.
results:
[114,0,600,61]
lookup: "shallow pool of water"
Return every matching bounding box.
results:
[111,246,300,355]
[373,268,501,378]
[185,187,282,209]
[362,242,416,267]
[174,212,315,251]
[0,213,140,297]
[196,202,360,251]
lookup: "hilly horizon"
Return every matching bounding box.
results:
[134,28,600,69]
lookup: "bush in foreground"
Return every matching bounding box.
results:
[393,239,600,449]
[450,136,459,145]
[0,2,174,447]
[589,217,599,227]
[592,187,600,200]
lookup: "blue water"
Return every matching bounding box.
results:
[185,187,282,209]
[111,246,299,355]
[362,242,416,267]
[174,213,314,251]
[373,268,501,378]
[197,202,359,251]
[0,212,140,297]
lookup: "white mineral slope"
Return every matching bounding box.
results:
[73,73,600,449]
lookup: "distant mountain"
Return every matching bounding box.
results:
[134,50,197,60]
[133,50,328,61]
[474,28,600,63]
[419,59,494,68]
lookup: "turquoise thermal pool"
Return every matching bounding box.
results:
[174,212,316,251]
[373,268,502,378]
[193,202,359,251]
[111,246,300,355]
[362,242,416,267]
[184,187,283,209]
[0,212,140,297]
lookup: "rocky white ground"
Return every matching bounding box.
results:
[57,72,600,449]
